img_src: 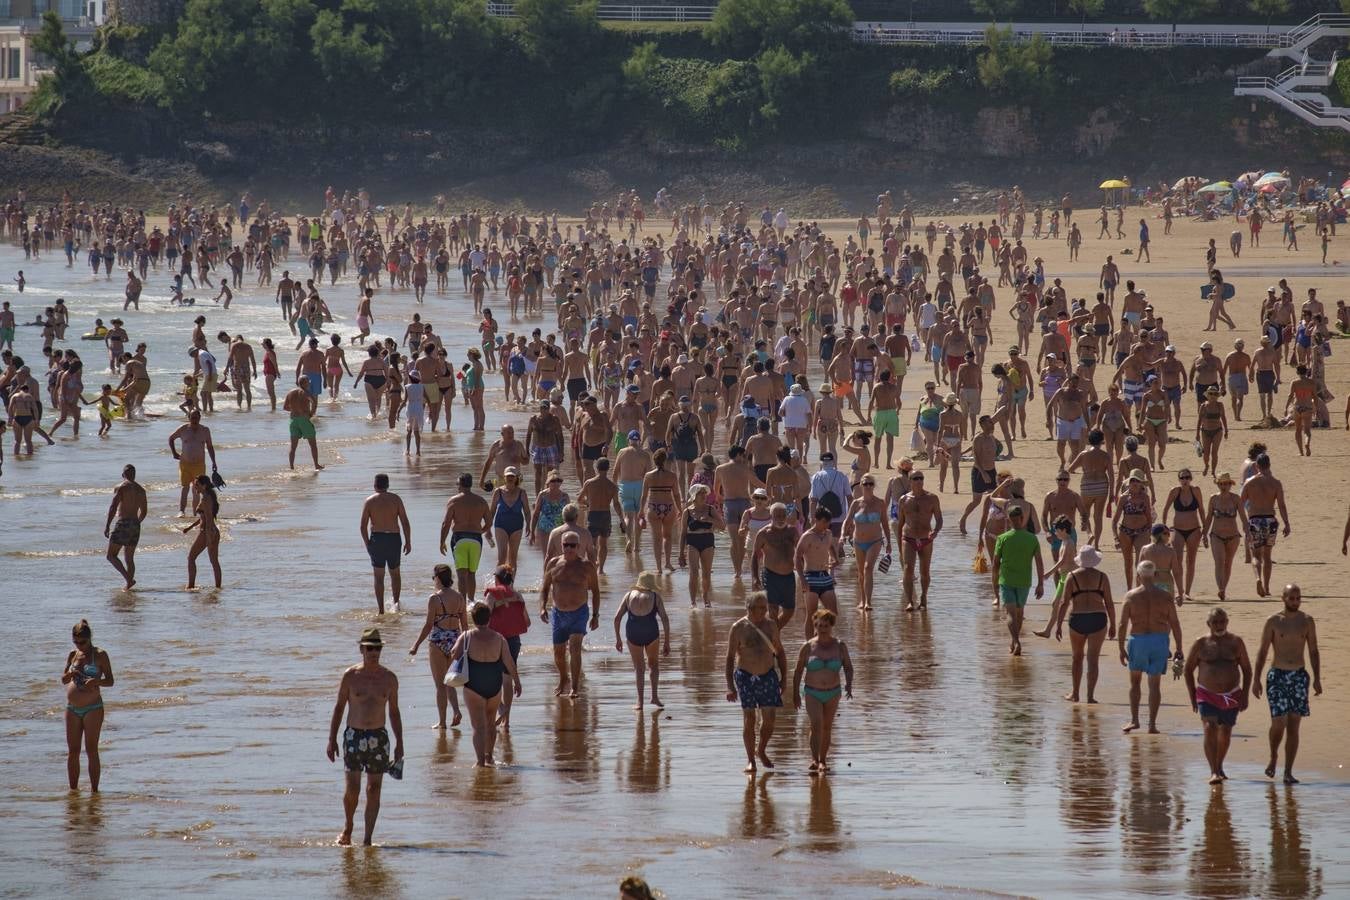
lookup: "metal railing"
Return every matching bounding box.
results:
[486,2,716,20]
[853,23,1291,48]
[1285,12,1350,45]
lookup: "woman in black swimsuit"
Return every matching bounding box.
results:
[448,602,521,768]
[1052,545,1116,703]
[612,571,671,710]
[1162,468,1204,604]
[678,483,725,608]
[355,345,388,418]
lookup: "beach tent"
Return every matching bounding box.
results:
[1099,178,1130,206]
[1255,172,1289,188]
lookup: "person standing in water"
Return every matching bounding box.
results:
[613,571,671,711]
[1252,584,1323,785]
[539,533,601,698]
[792,609,853,774]
[1183,608,1252,785]
[359,474,411,615]
[62,619,113,791]
[1118,561,1184,735]
[104,464,147,590]
[407,564,465,730]
[327,627,403,846]
[724,592,788,772]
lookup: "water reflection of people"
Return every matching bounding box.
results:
[737,773,779,840]
[1187,788,1251,899]
[550,698,600,784]
[803,774,843,853]
[1059,706,1114,835]
[617,714,669,794]
[339,846,399,899]
[1266,786,1322,898]
[1121,739,1185,876]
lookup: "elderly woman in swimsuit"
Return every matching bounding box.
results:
[1139,376,1169,470]
[842,473,890,611]
[1195,387,1228,477]
[354,345,388,418]
[1051,546,1115,703]
[62,619,114,791]
[613,571,671,710]
[1202,472,1247,602]
[792,609,853,774]
[678,483,725,608]
[639,448,682,573]
[1162,469,1206,604]
[408,564,466,729]
[1112,469,1154,589]
[1093,383,1131,462]
[447,602,521,768]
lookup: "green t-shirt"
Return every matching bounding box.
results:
[994,529,1039,589]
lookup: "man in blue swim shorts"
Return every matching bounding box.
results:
[724,593,788,771]
[540,535,600,697]
[1117,561,1185,734]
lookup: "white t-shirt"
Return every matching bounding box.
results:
[779,394,811,429]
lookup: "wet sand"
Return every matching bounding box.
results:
[1,210,1348,897]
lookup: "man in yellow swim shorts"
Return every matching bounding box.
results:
[439,473,493,600]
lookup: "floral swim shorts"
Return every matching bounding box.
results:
[343,726,390,773]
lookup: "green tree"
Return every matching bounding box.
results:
[1069,0,1104,30]
[29,11,92,115]
[513,0,604,65]
[1142,0,1218,26]
[1248,0,1290,32]
[971,0,1021,22]
[977,26,1052,96]
[708,0,852,58]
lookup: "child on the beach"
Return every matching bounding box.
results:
[179,375,199,415]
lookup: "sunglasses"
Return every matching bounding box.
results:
[1179,474,1192,480]
[1056,477,1069,482]
[562,543,579,549]
[910,475,925,481]
[361,645,382,653]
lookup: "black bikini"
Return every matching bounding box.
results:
[1067,570,1109,636]
[1172,488,1201,541]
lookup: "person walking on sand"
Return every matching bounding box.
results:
[104,464,147,590]
[359,473,411,615]
[1117,561,1184,735]
[1183,608,1252,784]
[613,571,671,711]
[1252,584,1323,785]
[1238,453,1289,598]
[326,627,403,846]
[992,505,1044,656]
[724,592,787,773]
[62,620,113,791]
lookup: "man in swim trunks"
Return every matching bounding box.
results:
[1252,584,1323,784]
[866,369,901,469]
[283,378,324,471]
[992,505,1044,655]
[539,534,600,698]
[1252,335,1281,421]
[752,502,800,630]
[1117,561,1184,735]
[1182,608,1251,784]
[360,473,412,615]
[1045,373,1088,467]
[614,430,652,555]
[577,457,623,575]
[1222,339,1252,421]
[526,400,565,492]
[724,592,788,772]
[296,337,326,399]
[1238,453,1289,598]
[440,473,493,599]
[168,410,217,515]
[104,464,147,590]
[714,444,762,575]
[957,416,1000,534]
[327,627,403,847]
[795,507,841,638]
[895,470,942,611]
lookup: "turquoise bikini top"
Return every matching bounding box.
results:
[806,657,843,672]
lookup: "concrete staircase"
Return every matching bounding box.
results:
[1235,14,1350,131]
[0,108,44,146]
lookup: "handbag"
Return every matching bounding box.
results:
[877,552,893,574]
[443,632,470,688]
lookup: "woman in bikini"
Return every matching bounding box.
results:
[841,474,890,611]
[1195,387,1228,477]
[612,571,671,710]
[1093,383,1131,463]
[1139,378,1169,470]
[812,384,844,458]
[530,470,570,548]
[184,474,222,589]
[842,429,872,497]
[354,345,388,418]
[1051,546,1115,704]
[407,564,465,729]
[259,338,280,411]
[678,483,725,607]
[791,609,853,774]
[1162,468,1205,603]
[1284,365,1317,456]
[323,334,353,400]
[385,354,404,430]
[1111,470,1154,589]
[1202,472,1247,601]
[62,619,113,791]
[1033,516,1079,637]
[639,449,682,573]
[464,348,486,431]
[1116,435,1155,502]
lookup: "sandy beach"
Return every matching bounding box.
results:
[1,201,1348,897]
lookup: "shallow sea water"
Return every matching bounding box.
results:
[1,241,1347,898]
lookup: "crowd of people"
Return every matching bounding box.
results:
[3,183,1341,849]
